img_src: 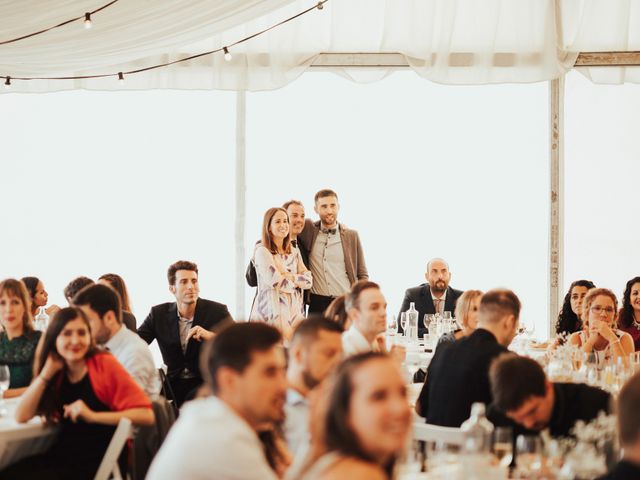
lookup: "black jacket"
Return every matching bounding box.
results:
[137,298,233,379]
[398,284,464,337]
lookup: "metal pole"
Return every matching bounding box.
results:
[235,90,247,321]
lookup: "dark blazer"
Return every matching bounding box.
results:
[137,298,233,380]
[298,219,368,286]
[417,328,507,427]
[398,284,464,337]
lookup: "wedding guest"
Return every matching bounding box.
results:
[488,354,611,438]
[138,260,233,407]
[295,352,411,480]
[63,276,94,304]
[98,273,137,332]
[284,317,343,460]
[298,189,368,314]
[598,372,640,479]
[398,258,463,337]
[0,279,42,397]
[555,280,596,341]
[21,276,60,317]
[341,281,387,356]
[147,323,286,480]
[73,284,160,397]
[324,294,349,330]
[4,307,153,479]
[417,289,520,426]
[437,290,483,347]
[568,288,634,362]
[250,207,312,343]
[617,276,640,351]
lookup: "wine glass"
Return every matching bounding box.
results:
[493,427,513,467]
[400,312,407,337]
[516,435,542,473]
[0,365,10,417]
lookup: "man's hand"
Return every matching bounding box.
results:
[187,325,215,342]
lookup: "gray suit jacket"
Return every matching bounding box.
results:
[299,219,368,287]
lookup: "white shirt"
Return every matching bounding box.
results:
[283,388,309,461]
[147,396,278,480]
[105,325,160,397]
[342,325,379,357]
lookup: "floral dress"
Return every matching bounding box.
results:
[250,244,312,339]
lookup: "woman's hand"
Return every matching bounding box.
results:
[63,399,95,423]
[41,352,64,380]
[595,319,618,344]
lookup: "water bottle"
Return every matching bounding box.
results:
[405,302,419,340]
[34,306,49,331]
[460,403,494,454]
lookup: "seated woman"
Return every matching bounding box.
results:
[555,280,595,343]
[98,273,137,332]
[0,278,42,397]
[617,276,640,351]
[568,288,634,365]
[437,289,483,347]
[250,207,312,343]
[297,352,412,480]
[2,307,154,480]
[21,276,61,318]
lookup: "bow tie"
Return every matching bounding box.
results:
[322,228,337,235]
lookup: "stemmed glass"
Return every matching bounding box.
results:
[0,365,10,417]
[493,427,513,467]
[400,312,407,337]
[516,435,543,474]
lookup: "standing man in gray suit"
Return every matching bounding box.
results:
[299,189,368,314]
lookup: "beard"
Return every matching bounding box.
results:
[430,280,447,294]
[302,369,320,390]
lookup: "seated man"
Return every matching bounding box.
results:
[138,260,233,407]
[342,280,387,356]
[73,283,160,397]
[63,276,94,305]
[598,372,640,479]
[146,323,285,480]
[398,258,463,337]
[488,354,611,438]
[416,289,520,427]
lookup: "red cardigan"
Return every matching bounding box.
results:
[55,352,152,411]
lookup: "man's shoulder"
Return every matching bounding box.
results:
[338,222,360,236]
[449,286,464,298]
[197,298,230,314]
[149,302,176,315]
[405,284,427,297]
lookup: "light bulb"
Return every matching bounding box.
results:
[223,47,232,62]
[84,12,92,29]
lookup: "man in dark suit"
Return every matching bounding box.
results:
[398,258,463,337]
[416,289,520,427]
[138,260,233,407]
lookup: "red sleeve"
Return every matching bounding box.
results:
[87,353,152,411]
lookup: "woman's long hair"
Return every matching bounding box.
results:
[0,278,35,335]
[21,276,41,315]
[619,277,640,328]
[99,273,132,312]
[454,290,483,330]
[555,280,596,336]
[261,207,292,255]
[33,307,99,420]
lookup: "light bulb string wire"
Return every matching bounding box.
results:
[1,0,327,83]
[0,0,119,46]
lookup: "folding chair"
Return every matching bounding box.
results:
[158,366,179,417]
[94,417,132,480]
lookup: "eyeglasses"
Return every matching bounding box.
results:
[590,306,615,315]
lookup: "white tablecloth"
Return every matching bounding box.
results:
[0,398,58,471]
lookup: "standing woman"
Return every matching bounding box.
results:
[250,207,312,343]
[617,276,640,351]
[98,273,137,331]
[569,288,634,364]
[555,280,596,341]
[21,276,60,317]
[4,307,153,479]
[0,279,42,397]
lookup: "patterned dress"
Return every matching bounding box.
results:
[0,330,42,388]
[250,244,312,339]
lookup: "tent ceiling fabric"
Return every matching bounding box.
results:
[0,0,638,92]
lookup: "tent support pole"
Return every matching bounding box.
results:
[235,90,247,321]
[549,77,564,337]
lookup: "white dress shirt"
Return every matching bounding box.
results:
[342,325,379,357]
[147,396,278,480]
[283,388,309,460]
[105,324,160,397]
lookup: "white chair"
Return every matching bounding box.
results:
[94,417,132,480]
[412,421,465,445]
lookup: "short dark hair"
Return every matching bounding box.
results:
[291,316,343,348]
[167,260,198,286]
[345,280,380,311]
[479,289,521,324]
[282,199,303,210]
[64,276,94,301]
[73,283,122,325]
[324,295,349,330]
[314,189,338,203]
[618,371,640,445]
[489,354,546,412]
[201,323,282,394]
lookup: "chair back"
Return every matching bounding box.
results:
[132,397,177,480]
[94,417,132,480]
[413,421,465,445]
[158,367,179,417]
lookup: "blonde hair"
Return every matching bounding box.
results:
[455,290,483,329]
[0,278,35,334]
[581,288,618,327]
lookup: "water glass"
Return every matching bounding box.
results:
[493,427,513,467]
[443,311,452,320]
[387,314,398,336]
[0,365,10,417]
[516,435,542,473]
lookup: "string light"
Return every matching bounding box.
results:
[0,0,329,88]
[84,13,93,29]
